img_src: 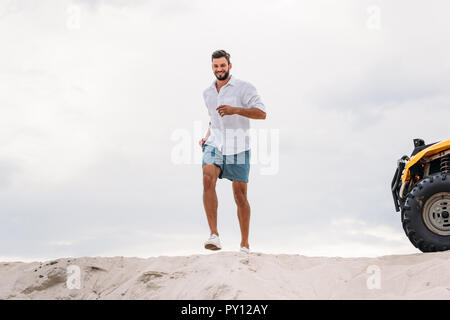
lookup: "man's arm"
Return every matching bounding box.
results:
[216,82,267,119]
[230,82,266,119]
[199,122,211,147]
[205,121,211,138]
[235,107,266,120]
[216,106,266,120]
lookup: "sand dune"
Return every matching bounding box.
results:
[1,251,449,300]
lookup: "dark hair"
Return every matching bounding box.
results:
[211,49,231,65]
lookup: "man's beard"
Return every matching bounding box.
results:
[215,69,230,81]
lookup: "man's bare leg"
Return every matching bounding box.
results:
[203,164,222,236]
[232,181,250,248]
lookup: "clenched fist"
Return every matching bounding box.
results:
[216,105,237,117]
[199,137,207,147]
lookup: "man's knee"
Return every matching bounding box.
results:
[203,165,219,190]
[233,187,248,206]
[203,173,216,190]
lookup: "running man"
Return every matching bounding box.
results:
[199,49,267,254]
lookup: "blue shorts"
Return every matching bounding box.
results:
[202,144,251,183]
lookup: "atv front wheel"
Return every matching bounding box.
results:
[402,173,450,252]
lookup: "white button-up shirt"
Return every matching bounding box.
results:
[203,75,266,155]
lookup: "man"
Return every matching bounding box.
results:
[199,49,266,254]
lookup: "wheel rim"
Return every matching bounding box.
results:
[423,192,450,236]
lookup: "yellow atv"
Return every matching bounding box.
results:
[392,138,450,252]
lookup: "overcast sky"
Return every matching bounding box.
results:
[1,0,449,261]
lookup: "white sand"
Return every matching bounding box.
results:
[1,251,449,299]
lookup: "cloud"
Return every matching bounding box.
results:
[0,159,20,189]
[0,0,449,260]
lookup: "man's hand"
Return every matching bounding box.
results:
[199,123,211,147]
[199,137,207,147]
[216,105,237,117]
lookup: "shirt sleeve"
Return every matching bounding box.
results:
[203,90,211,117]
[242,83,266,112]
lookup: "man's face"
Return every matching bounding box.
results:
[212,57,232,81]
